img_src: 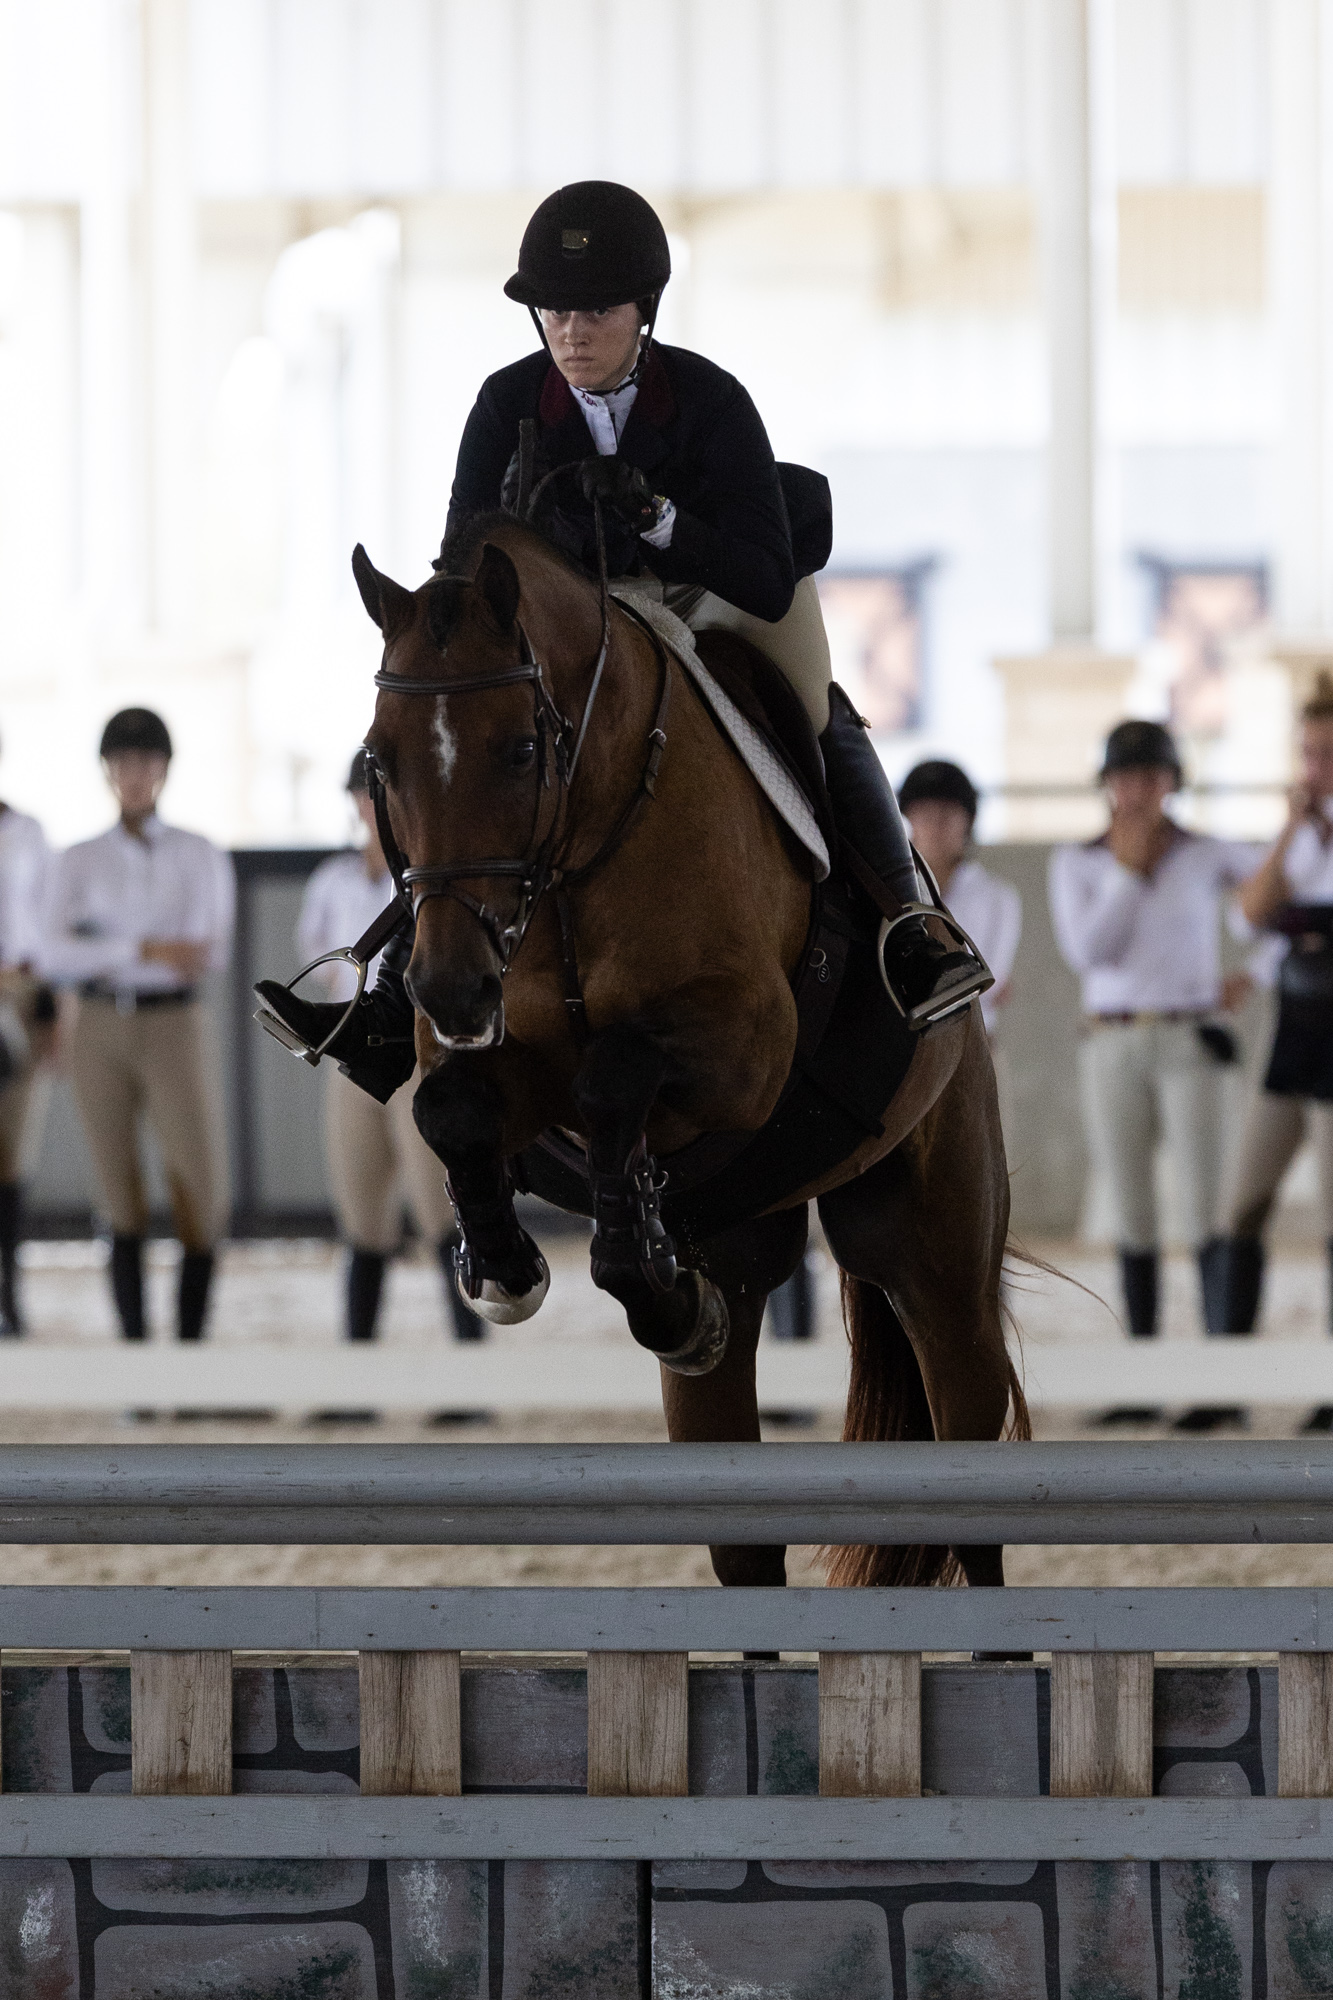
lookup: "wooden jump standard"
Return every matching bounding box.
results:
[0,1441,1327,1859]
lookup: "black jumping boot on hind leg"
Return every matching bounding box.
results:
[0,1182,22,1337]
[255,928,418,1104]
[818,684,991,1029]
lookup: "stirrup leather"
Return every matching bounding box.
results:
[878,902,994,1032]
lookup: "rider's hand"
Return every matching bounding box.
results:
[578,457,664,533]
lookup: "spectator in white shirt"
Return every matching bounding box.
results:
[1213,671,1333,1368]
[42,709,234,1343]
[899,761,1021,1038]
[1049,721,1257,1376]
[0,776,55,1336]
[296,752,482,1349]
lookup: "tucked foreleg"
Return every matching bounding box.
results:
[572,1023,728,1374]
[412,1060,550,1323]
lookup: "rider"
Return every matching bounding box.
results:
[258,182,989,1096]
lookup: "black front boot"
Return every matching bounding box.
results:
[110,1234,146,1341]
[177,1250,215,1342]
[819,684,991,1029]
[255,930,417,1105]
[0,1182,22,1337]
[347,1250,387,1342]
[439,1234,486,1341]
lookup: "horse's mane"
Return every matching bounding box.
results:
[435,508,592,591]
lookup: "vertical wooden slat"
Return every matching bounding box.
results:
[587,1652,688,1797]
[818,1652,921,1797]
[359,1651,461,1796]
[1050,1652,1154,1797]
[1279,1653,1333,1796]
[131,1650,232,1796]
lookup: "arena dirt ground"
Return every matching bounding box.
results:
[0,1234,1329,1596]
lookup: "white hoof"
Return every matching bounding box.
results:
[458,1254,550,1325]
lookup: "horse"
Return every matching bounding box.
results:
[354,510,1028,1591]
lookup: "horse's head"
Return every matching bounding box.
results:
[355,537,554,1051]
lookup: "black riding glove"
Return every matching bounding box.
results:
[577,457,665,535]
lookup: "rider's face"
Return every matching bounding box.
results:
[540,304,645,394]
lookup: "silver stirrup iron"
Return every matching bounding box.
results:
[254,947,370,1067]
[877,903,994,1032]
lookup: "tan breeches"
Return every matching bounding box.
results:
[324,1065,452,1252]
[0,974,53,1184]
[66,1000,230,1248]
[1221,1089,1333,1239]
[676,574,834,734]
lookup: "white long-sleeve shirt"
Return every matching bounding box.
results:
[944,860,1022,1033]
[42,815,234,994]
[569,376,676,549]
[1049,826,1260,1015]
[297,849,396,1003]
[0,807,51,969]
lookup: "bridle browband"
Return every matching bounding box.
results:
[366,492,671,1006]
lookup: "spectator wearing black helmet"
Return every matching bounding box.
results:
[40,709,234,1343]
[1049,720,1258,1384]
[899,761,1021,1037]
[296,752,482,1356]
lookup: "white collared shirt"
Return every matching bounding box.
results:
[297,849,396,1004]
[944,859,1022,1033]
[1049,826,1261,1014]
[42,814,235,992]
[1238,802,1333,987]
[0,807,51,969]
[569,376,676,550]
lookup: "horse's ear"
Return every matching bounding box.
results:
[352,544,414,637]
[476,543,520,635]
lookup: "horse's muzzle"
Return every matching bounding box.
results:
[404,965,505,1051]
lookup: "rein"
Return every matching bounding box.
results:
[367,492,671,1018]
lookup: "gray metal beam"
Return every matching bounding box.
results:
[0,1585,1325,1653]
[1,1795,1332,1861]
[0,1441,1329,1544]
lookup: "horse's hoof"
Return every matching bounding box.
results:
[657,1274,729,1376]
[457,1252,550,1325]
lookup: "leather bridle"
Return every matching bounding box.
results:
[365,492,670,1003]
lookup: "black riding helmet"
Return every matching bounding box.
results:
[898,760,979,824]
[99,707,172,761]
[505,181,671,355]
[1101,719,1182,784]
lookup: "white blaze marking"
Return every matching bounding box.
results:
[432,695,456,783]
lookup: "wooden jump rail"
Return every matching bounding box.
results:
[1,1441,1332,1861]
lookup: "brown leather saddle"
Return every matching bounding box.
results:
[517,624,917,1248]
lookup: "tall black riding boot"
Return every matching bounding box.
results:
[177,1250,215,1342]
[110,1234,146,1342]
[347,1250,387,1342]
[255,929,418,1105]
[818,684,991,1029]
[0,1181,22,1337]
[1120,1248,1159,1338]
[439,1234,485,1341]
[1304,1244,1333,1431]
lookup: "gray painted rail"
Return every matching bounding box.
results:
[1,1796,1332,1861]
[0,1440,1331,1543]
[0,1584,1324,1651]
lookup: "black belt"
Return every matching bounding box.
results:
[78,985,197,1011]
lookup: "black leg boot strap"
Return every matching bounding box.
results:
[589,1140,678,1295]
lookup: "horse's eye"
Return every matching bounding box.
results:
[508,738,537,771]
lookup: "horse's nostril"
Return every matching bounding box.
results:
[406,966,503,1040]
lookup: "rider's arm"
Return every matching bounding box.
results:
[445,381,516,546]
[1048,844,1148,973]
[645,375,796,623]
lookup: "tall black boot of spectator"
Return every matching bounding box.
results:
[0,1182,22,1337]
[177,1250,215,1342]
[1119,1249,1159,1338]
[347,1250,386,1342]
[1197,1237,1231,1336]
[768,1257,814,1340]
[1215,1237,1264,1336]
[110,1234,146,1342]
[1303,1245,1333,1431]
[440,1234,486,1341]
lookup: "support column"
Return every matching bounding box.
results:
[1040,0,1096,643]
[1269,0,1333,633]
[142,0,197,633]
